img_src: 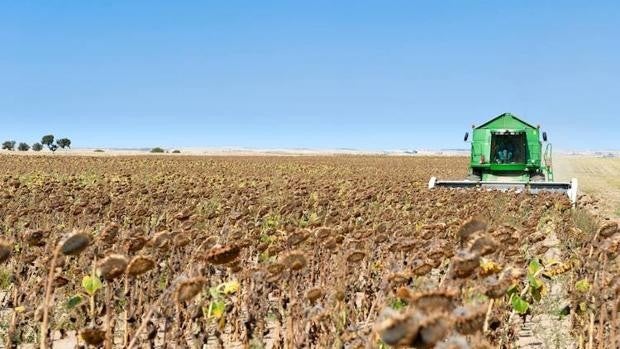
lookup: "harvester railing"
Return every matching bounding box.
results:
[543,143,554,181]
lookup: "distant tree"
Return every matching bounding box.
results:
[56,138,71,149]
[41,134,55,149]
[49,144,58,152]
[94,149,105,153]
[172,150,181,154]
[32,143,43,151]
[17,142,30,151]
[150,147,165,153]
[2,140,16,151]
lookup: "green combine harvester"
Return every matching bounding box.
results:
[429,113,578,204]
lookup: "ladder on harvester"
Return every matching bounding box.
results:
[543,143,554,181]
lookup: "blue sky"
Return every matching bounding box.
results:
[1,1,618,150]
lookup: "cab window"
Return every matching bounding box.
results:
[491,134,526,164]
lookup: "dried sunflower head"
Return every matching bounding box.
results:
[526,231,545,244]
[173,232,191,248]
[257,242,269,252]
[499,233,519,246]
[80,327,106,346]
[353,228,374,240]
[314,227,332,240]
[305,287,325,303]
[180,220,194,231]
[482,275,512,299]
[53,275,70,288]
[333,288,346,301]
[97,254,129,280]
[201,235,218,249]
[204,244,241,265]
[413,312,454,349]
[411,259,433,276]
[376,222,388,234]
[374,308,422,347]
[25,229,48,247]
[287,229,310,247]
[409,289,458,314]
[427,243,447,261]
[457,217,487,244]
[175,277,207,303]
[504,247,521,257]
[399,239,417,252]
[374,233,389,244]
[266,272,282,283]
[483,268,522,299]
[228,261,243,273]
[599,222,618,238]
[61,232,91,255]
[346,250,366,264]
[427,257,443,269]
[125,236,147,254]
[388,273,411,287]
[420,229,435,240]
[491,227,511,242]
[322,236,339,250]
[469,234,498,257]
[149,230,172,249]
[281,251,308,271]
[453,304,486,335]
[266,262,285,276]
[126,255,156,277]
[0,240,11,263]
[388,242,402,252]
[99,222,120,243]
[452,250,480,278]
[174,208,192,221]
[395,286,414,300]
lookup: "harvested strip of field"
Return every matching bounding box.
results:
[0,155,617,348]
[555,155,620,218]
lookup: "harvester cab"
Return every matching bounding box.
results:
[429,113,578,204]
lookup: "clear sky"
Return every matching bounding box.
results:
[1,1,618,150]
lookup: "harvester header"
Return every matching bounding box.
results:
[429,113,578,204]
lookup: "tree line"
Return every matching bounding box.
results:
[2,135,71,152]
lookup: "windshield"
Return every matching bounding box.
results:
[491,133,526,164]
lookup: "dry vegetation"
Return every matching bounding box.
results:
[0,155,619,348]
[555,155,620,218]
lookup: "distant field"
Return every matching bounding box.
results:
[555,155,620,217]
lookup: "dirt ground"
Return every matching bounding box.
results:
[555,155,620,218]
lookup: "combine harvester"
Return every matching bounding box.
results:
[429,113,578,204]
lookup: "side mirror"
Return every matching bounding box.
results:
[542,132,548,142]
[464,132,469,142]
